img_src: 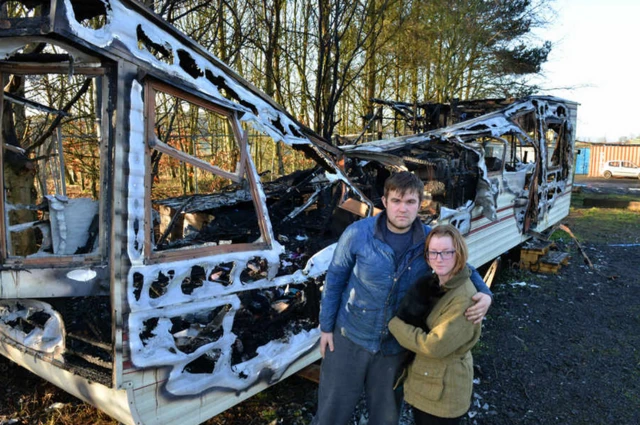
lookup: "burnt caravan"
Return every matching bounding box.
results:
[341,96,578,266]
[0,2,578,424]
[0,1,374,424]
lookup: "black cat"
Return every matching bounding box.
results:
[396,273,444,332]
[394,273,445,373]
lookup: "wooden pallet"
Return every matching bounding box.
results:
[519,240,553,269]
[520,241,570,274]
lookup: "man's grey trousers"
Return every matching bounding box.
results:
[311,331,406,425]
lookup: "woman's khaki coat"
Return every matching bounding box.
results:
[388,266,482,418]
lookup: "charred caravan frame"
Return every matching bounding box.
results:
[0,1,577,425]
[342,96,578,267]
[0,1,373,424]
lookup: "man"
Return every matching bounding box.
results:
[312,171,492,425]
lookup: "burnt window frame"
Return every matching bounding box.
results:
[143,80,272,264]
[543,118,567,171]
[0,66,110,267]
[480,137,507,175]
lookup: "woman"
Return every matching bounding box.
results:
[388,224,482,425]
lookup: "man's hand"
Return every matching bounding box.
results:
[319,331,334,358]
[465,292,492,324]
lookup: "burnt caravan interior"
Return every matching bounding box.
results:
[0,69,358,383]
[0,0,371,399]
[341,96,575,235]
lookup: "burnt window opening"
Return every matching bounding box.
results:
[181,265,206,294]
[345,139,479,223]
[209,262,234,286]
[176,49,204,79]
[2,71,105,261]
[133,272,144,301]
[146,81,266,255]
[136,24,173,64]
[47,296,113,386]
[501,133,534,171]
[149,270,173,299]
[240,257,269,284]
[545,121,570,176]
[183,349,221,374]
[513,111,539,141]
[169,304,230,354]
[70,0,108,29]
[230,281,321,365]
[151,172,263,251]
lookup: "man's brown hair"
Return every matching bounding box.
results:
[383,171,424,202]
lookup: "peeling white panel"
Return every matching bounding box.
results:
[0,300,65,358]
[503,167,532,195]
[128,295,240,369]
[166,327,319,395]
[126,80,147,263]
[46,196,99,255]
[301,244,336,278]
[439,201,473,235]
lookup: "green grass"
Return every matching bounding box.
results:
[571,191,640,205]
[558,207,640,244]
[548,192,640,244]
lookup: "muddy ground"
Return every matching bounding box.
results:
[1,184,639,425]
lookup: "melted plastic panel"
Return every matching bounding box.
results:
[127,250,330,395]
[2,71,103,258]
[124,76,361,396]
[0,299,64,357]
[126,138,342,392]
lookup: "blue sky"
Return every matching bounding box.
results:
[534,0,640,141]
